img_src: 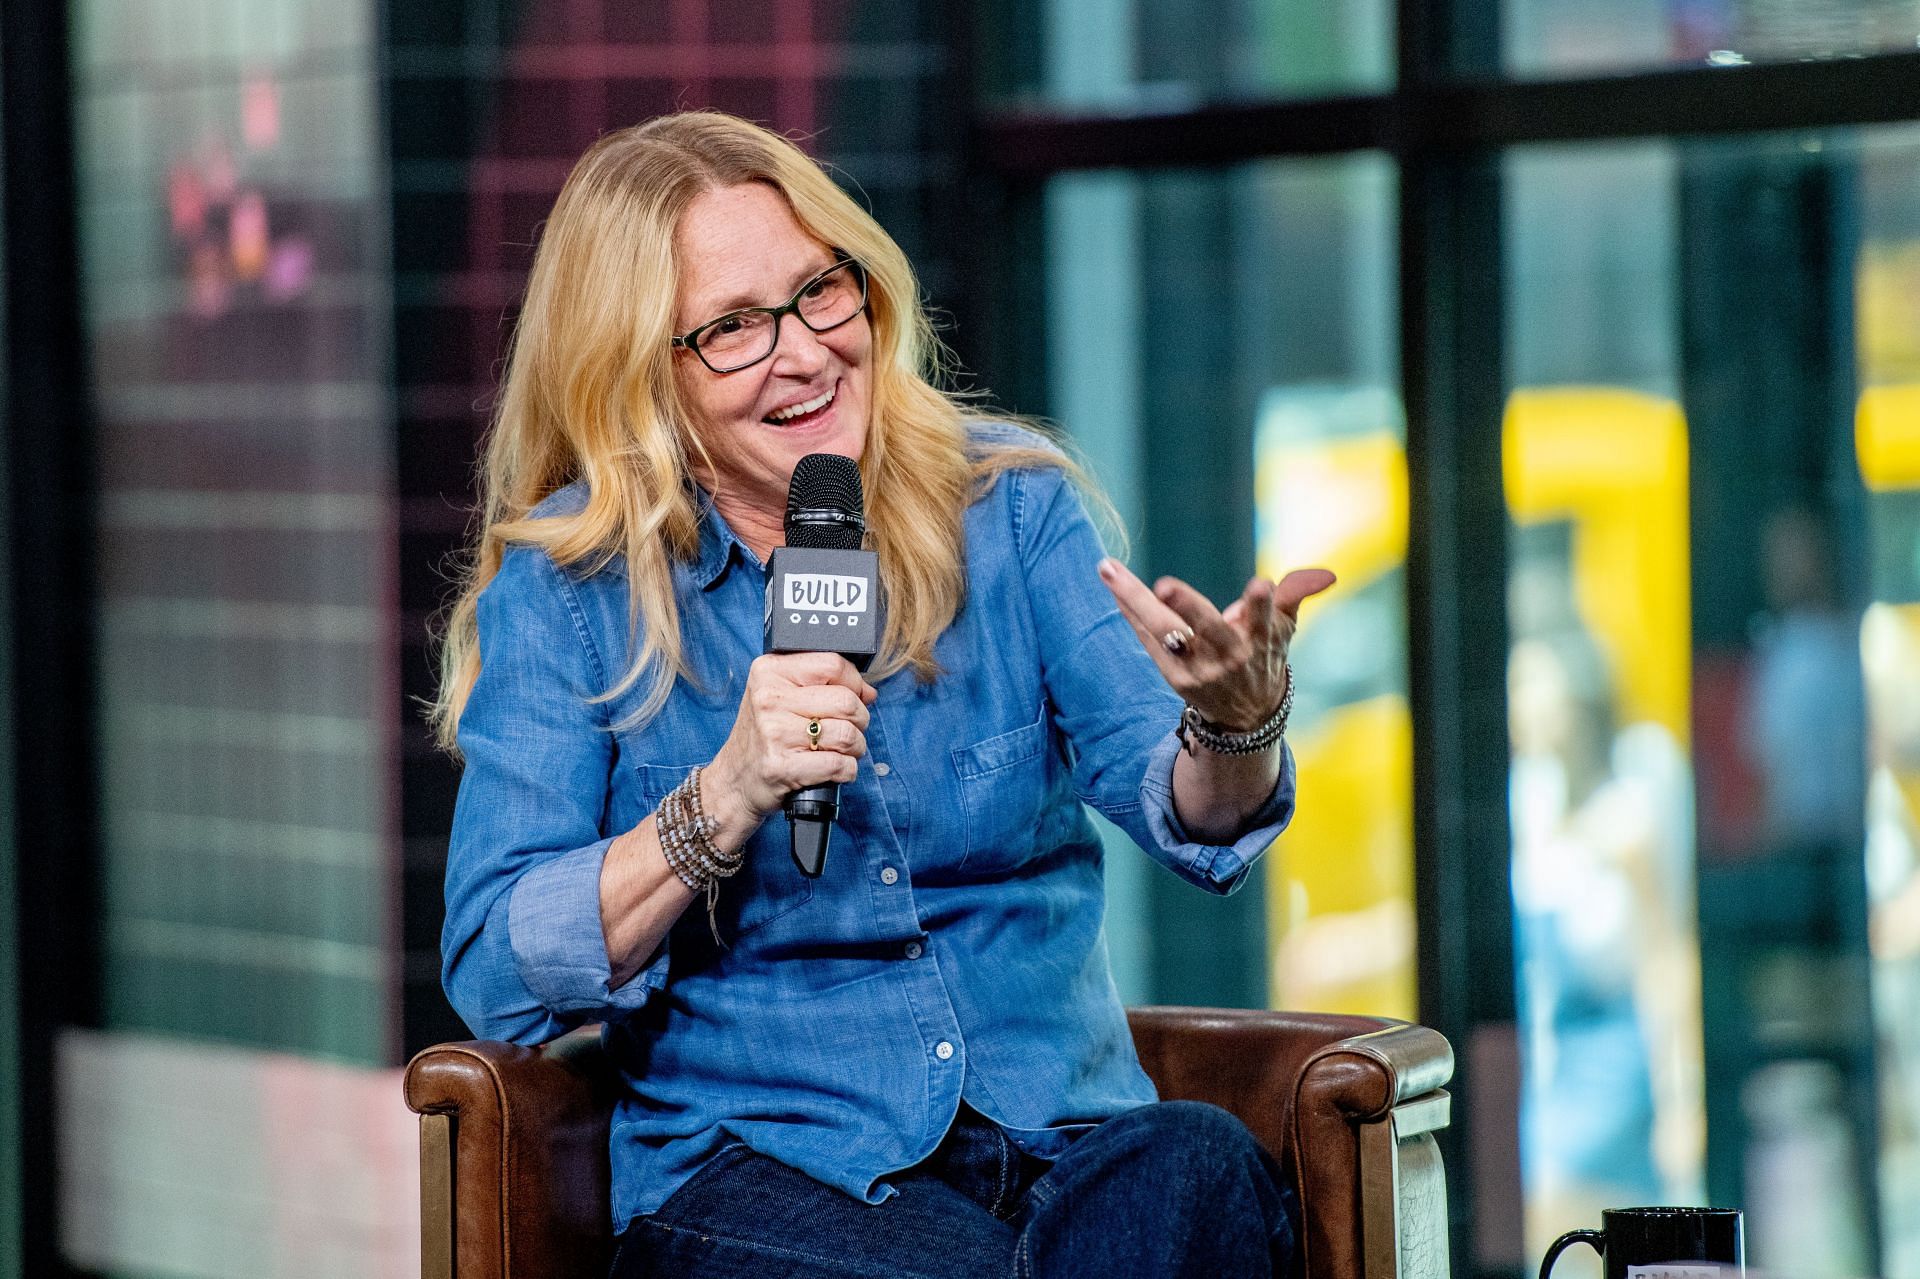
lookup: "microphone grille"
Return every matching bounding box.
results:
[785,453,865,550]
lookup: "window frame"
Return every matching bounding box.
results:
[964,7,1920,1274]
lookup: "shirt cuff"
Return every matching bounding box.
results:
[1139,733,1297,894]
[508,836,670,1017]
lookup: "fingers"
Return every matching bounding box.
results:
[1098,558,1197,680]
[1098,558,1184,634]
[1234,580,1274,664]
[1099,557,1211,651]
[790,751,861,787]
[1152,577,1241,656]
[1100,556,1337,679]
[1273,568,1336,619]
[1232,569,1335,642]
[791,712,867,757]
[749,651,878,700]
[723,656,877,817]
[768,683,871,731]
[741,653,874,773]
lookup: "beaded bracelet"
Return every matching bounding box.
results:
[656,765,744,945]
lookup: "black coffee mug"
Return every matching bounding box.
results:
[1540,1207,1744,1279]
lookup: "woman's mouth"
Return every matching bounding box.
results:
[763,382,837,427]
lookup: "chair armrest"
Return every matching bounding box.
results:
[1126,1006,1454,1279]
[1125,1006,1414,1158]
[1294,1023,1453,1279]
[404,1030,617,1279]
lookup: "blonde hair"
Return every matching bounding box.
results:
[429,112,1071,755]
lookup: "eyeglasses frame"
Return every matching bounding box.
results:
[670,257,870,374]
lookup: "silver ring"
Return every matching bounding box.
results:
[1161,627,1194,655]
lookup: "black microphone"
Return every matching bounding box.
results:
[765,453,881,877]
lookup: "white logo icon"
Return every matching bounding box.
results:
[782,573,869,615]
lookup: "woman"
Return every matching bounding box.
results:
[434,111,1334,1278]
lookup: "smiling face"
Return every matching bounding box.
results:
[672,182,873,548]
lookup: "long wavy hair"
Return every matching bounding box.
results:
[429,112,1073,755]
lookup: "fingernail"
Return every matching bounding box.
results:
[1097,558,1116,580]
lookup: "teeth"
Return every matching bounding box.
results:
[767,386,835,422]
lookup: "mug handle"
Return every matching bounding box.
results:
[1540,1229,1606,1279]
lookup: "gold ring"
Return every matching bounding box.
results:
[1161,627,1194,655]
[806,718,822,750]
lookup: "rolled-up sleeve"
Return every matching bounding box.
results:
[1011,458,1295,896]
[441,544,669,1045]
[1138,734,1296,894]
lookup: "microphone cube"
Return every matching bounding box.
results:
[764,546,882,662]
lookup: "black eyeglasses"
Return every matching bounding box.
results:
[671,259,869,374]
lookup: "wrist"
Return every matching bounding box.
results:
[1179,670,1293,757]
[700,754,768,848]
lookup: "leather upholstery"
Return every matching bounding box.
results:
[1127,1009,1454,1278]
[405,1033,616,1279]
[405,1006,1454,1278]
[1287,1022,1454,1276]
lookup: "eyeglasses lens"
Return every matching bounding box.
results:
[696,262,864,371]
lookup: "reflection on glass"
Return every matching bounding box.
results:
[1510,128,1920,1278]
[64,0,397,1273]
[1257,388,1414,1017]
[1857,130,1920,1279]
[996,0,1390,108]
[1506,0,1920,78]
[1043,156,1407,1014]
[1504,389,1705,1234]
[1505,144,1709,1264]
[76,0,390,1063]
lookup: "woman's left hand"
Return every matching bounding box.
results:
[1098,557,1337,731]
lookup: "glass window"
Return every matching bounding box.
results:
[986,0,1391,109]
[1505,127,1920,1278]
[1504,0,1920,78]
[63,0,399,1273]
[1504,144,1703,1267]
[75,0,391,1064]
[1041,156,1408,1015]
[1855,124,1920,1279]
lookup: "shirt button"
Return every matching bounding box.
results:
[935,1041,955,1060]
[880,866,899,885]
[874,762,891,776]
[904,941,923,960]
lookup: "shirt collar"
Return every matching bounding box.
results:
[690,489,767,591]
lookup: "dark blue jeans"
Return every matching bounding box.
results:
[610,1100,1301,1278]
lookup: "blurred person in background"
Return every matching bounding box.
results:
[1509,545,1701,1248]
[1744,506,1867,851]
[430,112,1333,1278]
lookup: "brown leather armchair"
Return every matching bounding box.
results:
[405,1007,1454,1278]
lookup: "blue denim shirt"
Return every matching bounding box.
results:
[442,426,1297,1230]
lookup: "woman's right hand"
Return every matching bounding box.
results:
[704,652,877,843]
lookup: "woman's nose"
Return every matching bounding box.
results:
[768,314,831,375]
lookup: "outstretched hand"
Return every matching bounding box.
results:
[1097,558,1337,731]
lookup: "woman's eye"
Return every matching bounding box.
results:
[711,315,745,336]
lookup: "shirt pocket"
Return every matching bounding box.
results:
[628,763,814,940]
[951,706,1058,875]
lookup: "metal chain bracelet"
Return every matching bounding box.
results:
[656,765,744,945]
[1177,671,1294,757]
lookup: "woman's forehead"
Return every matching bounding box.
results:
[675,183,833,317]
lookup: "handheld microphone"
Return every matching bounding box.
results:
[765,453,881,877]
